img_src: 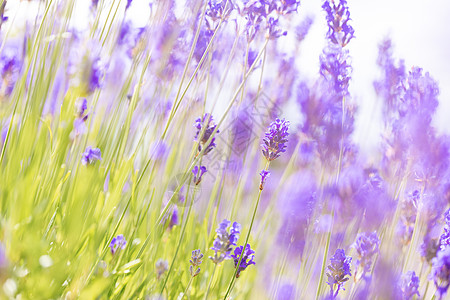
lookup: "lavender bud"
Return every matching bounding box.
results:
[81,147,102,166]
[192,166,207,185]
[189,249,203,277]
[110,235,127,255]
[352,232,380,279]
[209,219,241,264]
[155,259,169,280]
[261,118,290,161]
[259,170,270,190]
[399,271,420,300]
[194,113,219,155]
[326,249,352,297]
[231,244,255,278]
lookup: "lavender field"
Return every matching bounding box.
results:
[0,0,449,299]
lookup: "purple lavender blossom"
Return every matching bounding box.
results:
[72,98,89,137]
[267,17,287,40]
[81,147,102,166]
[440,209,450,250]
[0,46,22,97]
[155,259,169,280]
[192,165,207,185]
[209,219,241,264]
[125,0,133,10]
[431,247,450,298]
[194,113,219,155]
[76,98,88,117]
[110,234,127,255]
[231,244,255,278]
[262,118,289,161]
[352,232,380,279]
[259,169,270,190]
[399,271,420,300]
[88,57,105,93]
[319,44,352,96]
[326,248,352,298]
[397,190,419,246]
[205,0,233,30]
[322,0,354,47]
[189,249,203,277]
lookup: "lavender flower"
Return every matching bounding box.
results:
[72,98,89,137]
[205,0,233,30]
[155,259,169,280]
[261,118,290,161]
[352,232,380,279]
[125,0,133,10]
[231,244,255,278]
[326,249,352,298]
[267,17,287,40]
[110,235,127,255]
[431,247,450,298]
[259,169,270,190]
[81,147,102,166]
[399,271,420,300]
[189,249,203,277]
[88,56,105,93]
[194,113,219,155]
[209,219,241,264]
[440,209,450,250]
[322,0,354,47]
[0,46,21,98]
[192,166,207,185]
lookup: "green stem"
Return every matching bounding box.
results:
[223,161,270,299]
[315,211,333,300]
[182,276,194,299]
[204,264,217,300]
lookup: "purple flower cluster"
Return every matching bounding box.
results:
[231,244,255,278]
[322,0,354,47]
[209,219,241,264]
[72,98,89,138]
[259,169,270,190]
[399,271,420,300]
[189,249,203,277]
[352,232,380,279]
[234,0,299,41]
[326,248,352,297]
[440,209,450,250]
[81,146,102,166]
[192,165,207,185]
[431,246,450,298]
[0,46,21,98]
[194,113,219,155]
[110,234,127,255]
[261,118,289,161]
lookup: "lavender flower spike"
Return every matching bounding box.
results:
[352,231,380,279]
[262,118,290,161]
[209,219,241,264]
[322,0,355,47]
[399,271,420,300]
[231,244,255,278]
[189,249,203,277]
[81,147,102,165]
[192,166,207,185]
[194,113,219,155]
[110,234,127,255]
[259,170,270,190]
[326,249,352,298]
[431,247,450,298]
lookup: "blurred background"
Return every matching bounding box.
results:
[4,0,450,152]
